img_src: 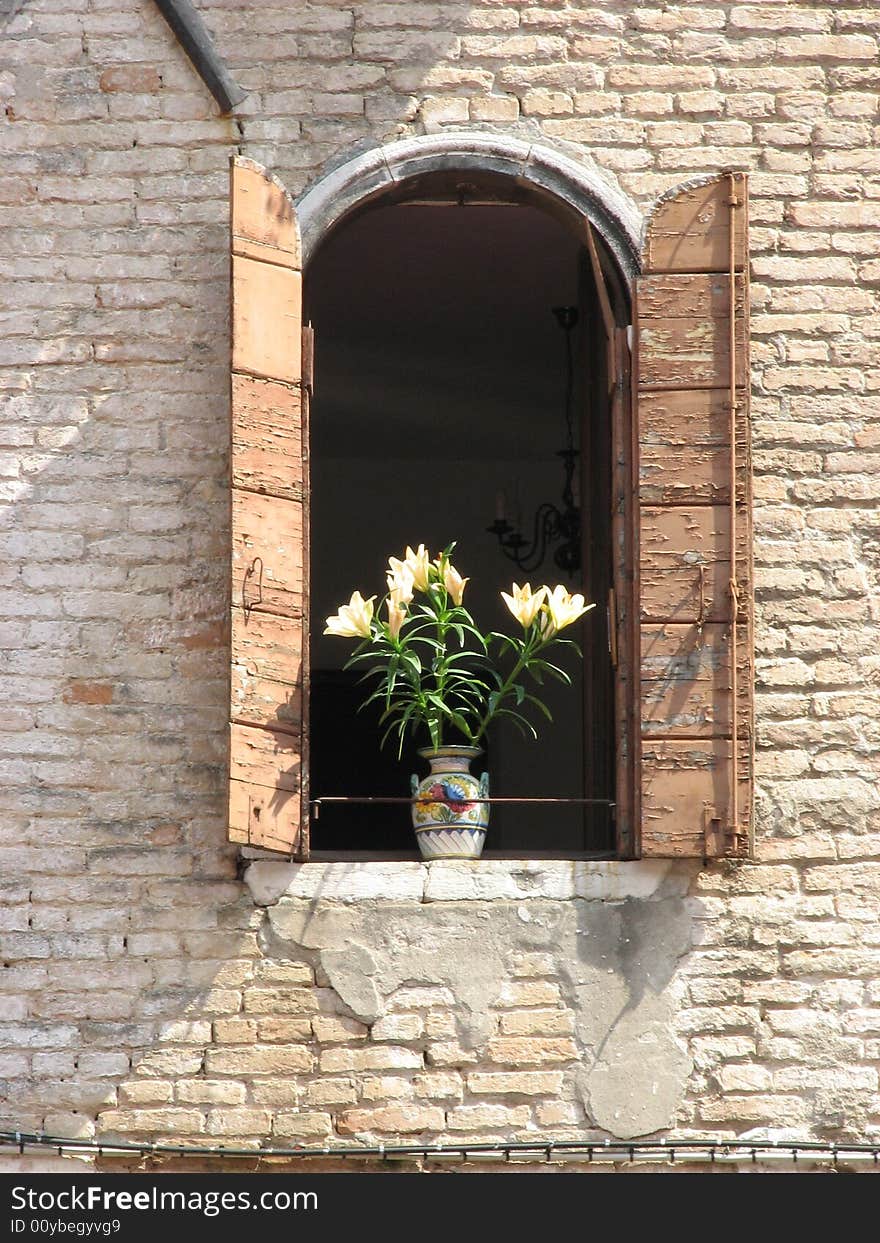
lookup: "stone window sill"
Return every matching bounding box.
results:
[244,857,693,907]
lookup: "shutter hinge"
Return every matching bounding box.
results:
[703,806,741,860]
[702,810,725,859]
[302,323,315,396]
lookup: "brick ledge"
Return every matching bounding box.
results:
[243,858,693,906]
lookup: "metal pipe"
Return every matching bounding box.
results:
[2,1130,879,1167]
[727,171,740,844]
[152,0,248,114]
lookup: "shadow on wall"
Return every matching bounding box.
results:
[0,161,238,1138]
[0,0,733,1155]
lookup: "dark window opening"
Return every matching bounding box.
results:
[306,186,623,858]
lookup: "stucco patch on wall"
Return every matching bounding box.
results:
[261,866,695,1139]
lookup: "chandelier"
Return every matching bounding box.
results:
[487,306,581,576]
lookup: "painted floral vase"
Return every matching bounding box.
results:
[410,745,489,860]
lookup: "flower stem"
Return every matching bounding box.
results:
[472,630,542,743]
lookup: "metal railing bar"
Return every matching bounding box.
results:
[311,796,617,806]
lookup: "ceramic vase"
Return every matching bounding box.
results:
[410,745,489,860]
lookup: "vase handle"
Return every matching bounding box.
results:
[410,773,419,799]
[479,771,489,800]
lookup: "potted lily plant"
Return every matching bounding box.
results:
[324,544,592,860]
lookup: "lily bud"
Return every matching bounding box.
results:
[386,592,406,641]
[386,564,415,605]
[443,562,468,606]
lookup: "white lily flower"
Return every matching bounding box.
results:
[500,583,548,629]
[541,584,593,637]
[324,591,376,638]
[389,544,432,593]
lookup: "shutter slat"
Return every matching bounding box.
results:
[644,178,748,272]
[640,389,748,506]
[640,504,750,624]
[232,258,302,383]
[635,172,752,860]
[230,722,302,791]
[638,274,747,388]
[641,623,751,738]
[232,375,304,500]
[641,739,751,858]
[230,607,303,733]
[229,780,303,855]
[231,489,304,617]
[231,159,301,265]
[228,157,308,857]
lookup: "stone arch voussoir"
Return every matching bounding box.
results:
[296,132,643,284]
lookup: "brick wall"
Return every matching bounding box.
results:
[2,0,880,1161]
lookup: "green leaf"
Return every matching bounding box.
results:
[524,694,554,722]
[495,708,538,740]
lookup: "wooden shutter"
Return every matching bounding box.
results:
[635,173,752,859]
[228,156,310,857]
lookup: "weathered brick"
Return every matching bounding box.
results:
[99,67,163,94]
[206,1108,272,1137]
[371,1014,424,1042]
[176,1081,246,1106]
[424,1042,479,1068]
[360,1075,415,1102]
[447,1104,531,1130]
[97,1109,205,1135]
[243,988,318,1015]
[273,1111,333,1138]
[337,1105,445,1135]
[312,1014,369,1043]
[467,1072,565,1097]
[497,981,562,1008]
[413,1071,463,1101]
[498,1009,575,1036]
[486,1037,578,1065]
[320,1046,423,1073]
[306,1078,358,1106]
[250,1080,300,1107]
[257,1017,313,1042]
[205,1046,314,1076]
[469,95,518,121]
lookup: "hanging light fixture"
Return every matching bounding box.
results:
[487,305,581,576]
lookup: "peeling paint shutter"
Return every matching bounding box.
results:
[636,173,752,859]
[228,157,310,857]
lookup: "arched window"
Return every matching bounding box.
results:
[227,153,753,864]
[306,172,626,857]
